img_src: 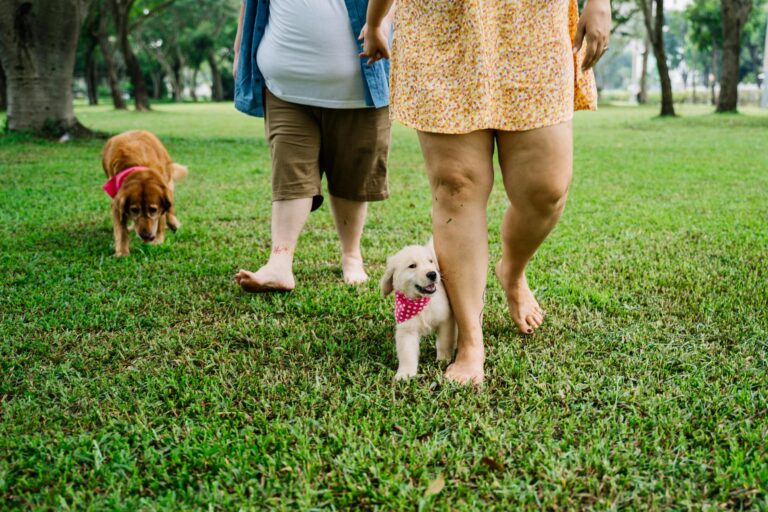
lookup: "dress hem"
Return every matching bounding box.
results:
[390,107,596,135]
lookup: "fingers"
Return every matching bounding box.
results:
[582,33,599,71]
[581,31,609,71]
[573,19,586,53]
[363,47,389,65]
[360,26,391,65]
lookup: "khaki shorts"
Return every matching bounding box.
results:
[264,89,391,210]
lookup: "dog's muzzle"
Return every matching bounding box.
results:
[415,283,437,295]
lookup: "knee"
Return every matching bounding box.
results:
[525,179,570,217]
[429,164,491,207]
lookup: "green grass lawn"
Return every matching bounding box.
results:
[1,102,767,510]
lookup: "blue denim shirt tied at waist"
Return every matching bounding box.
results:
[234,0,390,117]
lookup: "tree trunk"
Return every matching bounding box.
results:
[710,50,718,105]
[639,0,675,116]
[190,68,198,102]
[207,51,223,102]
[691,68,697,104]
[113,0,150,111]
[84,38,99,105]
[171,60,183,102]
[149,46,181,102]
[151,70,162,99]
[747,43,760,88]
[717,0,752,113]
[762,14,768,108]
[0,61,7,111]
[0,0,92,135]
[638,35,650,104]
[97,0,126,109]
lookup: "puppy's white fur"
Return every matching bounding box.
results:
[381,239,457,380]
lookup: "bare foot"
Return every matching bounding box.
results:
[495,262,544,334]
[234,266,295,293]
[444,345,485,385]
[341,254,368,285]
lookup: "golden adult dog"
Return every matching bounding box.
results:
[101,130,188,256]
[381,239,457,380]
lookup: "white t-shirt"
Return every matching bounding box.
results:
[256,0,368,109]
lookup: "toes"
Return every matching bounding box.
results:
[514,317,534,335]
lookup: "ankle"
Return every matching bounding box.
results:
[266,252,294,272]
[341,251,363,263]
[455,344,485,365]
[497,262,526,287]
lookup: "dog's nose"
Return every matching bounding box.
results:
[426,271,437,281]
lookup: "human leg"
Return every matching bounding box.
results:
[418,130,495,385]
[495,121,573,333]
[322,106,391,285]
[329,195,369,284]
[236,91,322,292]
[235,198,313,292]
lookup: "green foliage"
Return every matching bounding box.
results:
[1,104,767,509]
[686,0,724,54]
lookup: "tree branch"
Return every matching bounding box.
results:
[129,0,176,32]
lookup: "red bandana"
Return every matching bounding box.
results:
[103,166,147,198]
[395,291,431,324]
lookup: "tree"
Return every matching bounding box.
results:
[718,0,753,112]
[0,61,6,112]
[112,0,151,110]
[0,0,92,135]
[638,0,676,116]
[687,0,724,105]
[763,13,768,107]
[79,9,101,105]
[110,0,176,110]
[95,0,127,109]
[139,0,238,102]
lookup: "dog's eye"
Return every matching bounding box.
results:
[148,206,157,214]
[408,263,417,269]
[429,259,434,263]
[130,207,140,214]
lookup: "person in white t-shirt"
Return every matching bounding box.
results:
[233,0,394,292]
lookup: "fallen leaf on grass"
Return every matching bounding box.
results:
[425,475,445,496]
[417,431,433,442]
[480,456,504,472]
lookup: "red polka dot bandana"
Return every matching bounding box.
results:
[395,291,431,324]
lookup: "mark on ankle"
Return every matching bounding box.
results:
[272,245,292,255]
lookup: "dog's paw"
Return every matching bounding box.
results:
[394,370,417,381]
[115,250,129,257]
[436,350,453,363]
[167,215,181,232]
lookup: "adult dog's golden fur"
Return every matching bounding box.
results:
[102,130,188,256]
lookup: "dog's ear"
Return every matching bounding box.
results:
[380,258,395,297]
[159,184,172,214]
[117,194,130,226]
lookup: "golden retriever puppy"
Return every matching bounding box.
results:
[381,239,457,380]
[101,130,188,256]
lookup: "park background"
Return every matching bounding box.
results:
[1,0,767,509]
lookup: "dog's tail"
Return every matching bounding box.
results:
[171,163,189,182]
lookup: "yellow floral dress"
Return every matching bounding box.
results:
[390,0,597,134]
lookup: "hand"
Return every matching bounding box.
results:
[359,23,390,65]
[573,0,612,71]
[233,50,240,80]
